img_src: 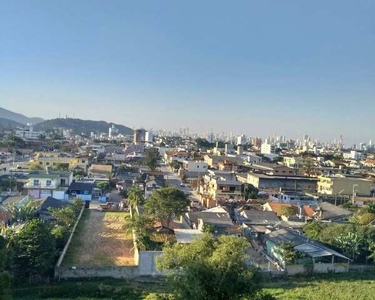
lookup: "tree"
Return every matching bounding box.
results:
[119,189,128,198]
[54,163,70,171]
[127,185,145,211]
[334,231,363,260]
[49,205,78,228]
[157,234,272,300]
[242,183,259,200]
[275,242,303,266]
[143,148,161,171]
[29,162,43,171]
[275,206,295,218]
[124,214,155,251]
[169,161,181,172]
[303,221,325,240]
[12,219,56,278]
[6,200,37,222]
[0,236,11,295]
[195,138,213,149]
[300,158,315,177]
[145,187,190,229]
[96,181,110,193]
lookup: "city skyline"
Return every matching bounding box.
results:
[1,1,374,145]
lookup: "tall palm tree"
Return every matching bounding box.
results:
[127,185,145,211]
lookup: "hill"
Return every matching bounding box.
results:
[34,118,133,136]
[0,118,24,129]
[0,107,44,125]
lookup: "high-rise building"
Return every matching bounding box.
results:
[145,131,154,142]
[134,129,146,144]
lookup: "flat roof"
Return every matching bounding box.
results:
[248,173,318,181]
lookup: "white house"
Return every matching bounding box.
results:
[15,126,43,140]
[182,160,208,172]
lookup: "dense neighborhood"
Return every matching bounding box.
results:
[0,115,375,298]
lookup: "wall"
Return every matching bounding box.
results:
[55,266,138,280]
[286,263,349,276]
[138,251,164,276]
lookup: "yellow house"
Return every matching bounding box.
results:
[317,175,373,196]
[34,152,90,171]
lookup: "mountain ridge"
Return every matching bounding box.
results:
[0,107,44,125]
[34,118,133,136]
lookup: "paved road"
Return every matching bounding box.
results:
[160,165,200,202]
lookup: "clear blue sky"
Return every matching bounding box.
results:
[1,0,374,144]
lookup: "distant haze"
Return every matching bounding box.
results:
[1,1,374,145]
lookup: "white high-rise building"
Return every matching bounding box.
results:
[145,131,154,142]
[261,142,275,155]
[237,135,246,145]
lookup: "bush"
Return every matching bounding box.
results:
[13,282,140,299]
[0,271,11,294]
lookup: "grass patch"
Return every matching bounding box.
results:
[263,272,375,300]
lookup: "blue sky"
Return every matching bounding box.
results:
[0,0,374,144]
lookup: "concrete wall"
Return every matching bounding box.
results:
[55,266,138,280]
[286,263,349,276]
[138,251,164,276]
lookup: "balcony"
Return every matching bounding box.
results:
[25,183,58,189]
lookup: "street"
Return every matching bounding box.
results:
[160,165,201,203]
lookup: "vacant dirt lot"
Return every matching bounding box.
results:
[62,209,134,266]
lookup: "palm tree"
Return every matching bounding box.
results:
[127,185,145,211]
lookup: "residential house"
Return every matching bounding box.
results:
[271,191,318,206]
[317,175,373,196]
[238,209,280,235]
[202,169,242,205]
[313,202,353,222]
[265,228,350,272]
[185,207,236,236]
[67,181,98,201]
[24,170,73,199]
[37,196,71,222]
[164,151,192,164]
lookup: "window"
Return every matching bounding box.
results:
[197,166,199,168]
[39,162,43,165]
[46,180,52,187]
[46,162,50,166]
[82,160,85,163]
[33,180,40,186]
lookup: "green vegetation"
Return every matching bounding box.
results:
[145,187,190,229]
[143,148,161,171]
[34,118,133,136]
[12,219,56,279]
[127,185,145,211]
[242,183,259,200]
[303,220,375,262]
[264,272,375,300]
[5,271,375,299]
[157,234,273,300]
[275,206,295,217]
